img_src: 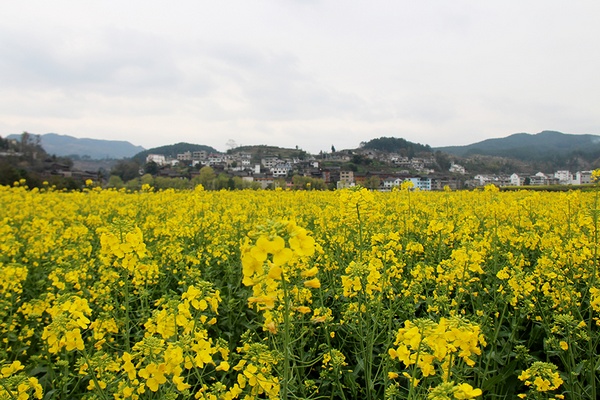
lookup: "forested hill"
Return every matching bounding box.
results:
[361,137,432,155]
[436,131,600,162]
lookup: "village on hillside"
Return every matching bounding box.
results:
[1,132,595,190]
[144,148,594,190]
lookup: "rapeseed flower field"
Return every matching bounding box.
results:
[1,181,600,399]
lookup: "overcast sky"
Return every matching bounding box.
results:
[1,1,599,153]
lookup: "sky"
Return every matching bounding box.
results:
[1,1,599,154]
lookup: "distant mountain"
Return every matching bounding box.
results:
[436,131,600,166]
[132,143,219,163]
[7,133,145,159]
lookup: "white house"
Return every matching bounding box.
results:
[449,163,466,174]
[407,177,432,191]
[510,173,521,186]
[271,163,292,177]
[146,154,166,165]
[554,170,572,184]
[337,180,356,189]
[530,172,548,186]
[474,174,492,186]
[208,154,224,165]
[382,177,402,190]
[574,170,592,185]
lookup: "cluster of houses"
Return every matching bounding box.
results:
[470,170,593,188]
[144,150,460,190]
[144,149,596,191]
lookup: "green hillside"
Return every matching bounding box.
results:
[361,136,432,155]
[437,131,600,162]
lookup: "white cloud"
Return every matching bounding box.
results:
[1,0,600,153]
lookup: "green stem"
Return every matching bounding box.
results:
[123,268,131,352]
[479,302,507,391]
[317,290,347,400]
[407,334,424,400]
[0,379,18,400]
[81,349,109,400]
[588,189,599,399]
[281,273,292,400]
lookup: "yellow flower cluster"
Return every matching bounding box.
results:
[427,381,483,399]
[518,361,564,393]
[339,186,376,225]
[241,220,319,331]
[590,287,600,315]
[1,361,43,398]
[41,296,92,353]
[341,259,383,299]
[230,342,281,399]
[322,348,347,373]
[0,360,43,399]
[389,317,485,389]
[99,225,160,287]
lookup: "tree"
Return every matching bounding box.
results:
[213,173,230,190]
[331,145,336,153]
[144,161,159,175]
[197,166,216,188]
[365,176,381,190]
[434,151,452,172]
[111,160,141,182]
[226,139,238,151]
[15,131,47,163]
[140,174,154,187]
[125,178,141,191]
[274,178,287,189]
[352,154,372,166]
[232,176,246,189]
[154,176,190,190]
[291,175,326,190]
[107,175,125,188]
[0,160,25,185]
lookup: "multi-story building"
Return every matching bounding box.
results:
[407,177,432,191]
[575,170,592,185]
[192,151,207,161]
[271,163,292,177]
[177,151,192,161]
[261,157,279,168]
[339,170,354,183]
[554,170,572,184]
